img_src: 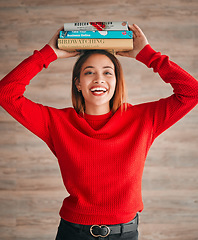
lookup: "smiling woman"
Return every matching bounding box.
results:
[72,49,126,115]
[0,24,197,240]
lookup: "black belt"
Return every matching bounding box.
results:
[62,214,138,238]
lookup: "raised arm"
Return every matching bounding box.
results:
[117,24,198,140]
[0,27,79,149]
[136,45,198,139]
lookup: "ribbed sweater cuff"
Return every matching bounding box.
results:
[38,44,57,68]
[135,44,157,67]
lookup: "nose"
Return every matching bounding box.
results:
[93,73,105,83]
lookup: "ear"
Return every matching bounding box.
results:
[75,77,81,91]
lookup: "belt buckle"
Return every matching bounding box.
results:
[90,224,110,238]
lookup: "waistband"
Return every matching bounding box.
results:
[61,213,138,238]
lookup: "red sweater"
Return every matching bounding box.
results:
[0,44,198,225]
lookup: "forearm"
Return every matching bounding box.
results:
[0,44,57,106]
[136,45,198,102]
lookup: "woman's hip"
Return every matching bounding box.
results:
[55,214,139,240]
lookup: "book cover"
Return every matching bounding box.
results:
[57,38,133,51]
[64,21,128,31]
[59,30,133,39]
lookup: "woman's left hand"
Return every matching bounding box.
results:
[116,24,149,58]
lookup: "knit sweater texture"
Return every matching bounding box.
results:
[0,44,197,225]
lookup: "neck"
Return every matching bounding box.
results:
[85,103,110,115]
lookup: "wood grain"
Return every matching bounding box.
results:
[0,0,198,239]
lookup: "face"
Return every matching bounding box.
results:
[76,53,117,115]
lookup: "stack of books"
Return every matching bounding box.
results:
[57,21,133,53]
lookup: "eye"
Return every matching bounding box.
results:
[104,71,113,75]
[84,71,94,75]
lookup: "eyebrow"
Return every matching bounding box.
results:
[83,66,114,71]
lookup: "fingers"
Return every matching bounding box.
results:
[129,24,145,38]
[53,26,64,40]
[56,26,64,34]
[55,49,81,59]
[48,27,64,50]
[48,27,82,59]
[68,51,81,57]
[116,51,130,57]
[51,26,64,41]
[128,24,137,38]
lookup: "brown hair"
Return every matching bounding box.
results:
[72,50,126,114]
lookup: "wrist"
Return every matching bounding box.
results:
[39,44,57,68]
[135,44,153,61]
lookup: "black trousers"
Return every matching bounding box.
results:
[55,215,139,240]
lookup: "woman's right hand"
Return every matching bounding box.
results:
[48,27,80,59]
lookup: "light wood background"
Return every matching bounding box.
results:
[0,0,198,239]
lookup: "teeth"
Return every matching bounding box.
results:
[90,87,107,92]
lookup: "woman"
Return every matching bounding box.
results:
[0,24,197,240]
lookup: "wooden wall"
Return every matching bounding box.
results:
[0,0,197,239]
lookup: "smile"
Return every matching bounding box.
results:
[90,87,108,95]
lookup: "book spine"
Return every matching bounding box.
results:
[57,38,133,51]
[59,30,133,39]
[64,21,128,31]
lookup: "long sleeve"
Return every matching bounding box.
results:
[0,44,57,148]
[136,45,198,140]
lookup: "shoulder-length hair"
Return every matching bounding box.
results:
[71,50,126,114]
